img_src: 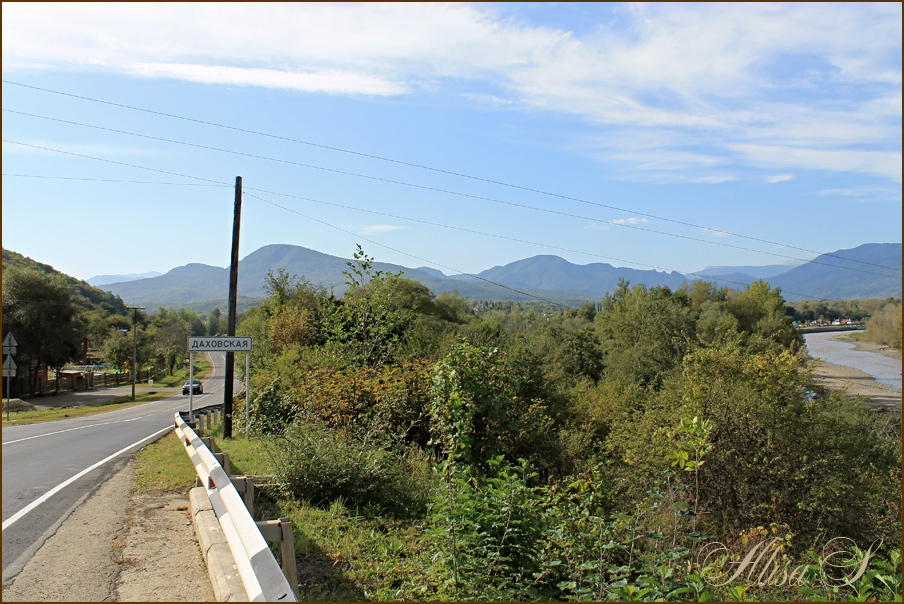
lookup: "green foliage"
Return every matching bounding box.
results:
[271,419,435,517]
[857,299,902,349]
[247,379,299,435]
[322,246,417,367]
[429,343,526,470]
[428,456,546,600]
[595,280,696,389]
[2,267,82,394]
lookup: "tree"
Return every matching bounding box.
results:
[323,246,415,367]
[149,309,190,375]
[2,267,81,396]
[207,307,222,336]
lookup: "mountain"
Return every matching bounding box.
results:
[2,248,130,316]
[101,244,592,311]
[87,271,162,286]
[768,243,902,300]
[99,242,902,311]
[477,255,687,297]
[692,262,805,286]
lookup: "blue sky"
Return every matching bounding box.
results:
[2,2,901,286]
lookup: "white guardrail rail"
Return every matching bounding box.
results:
[174,411,297,602]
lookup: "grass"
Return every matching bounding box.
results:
[133,430,199,493]
[198,423,435,601]
[153,358,212,388]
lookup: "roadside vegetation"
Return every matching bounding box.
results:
[7,245,900,600]
[2,248,227,400]
[189,247,900,602]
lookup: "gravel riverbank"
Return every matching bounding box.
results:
[808,335,902,417]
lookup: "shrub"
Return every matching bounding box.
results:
[271,419,435,517]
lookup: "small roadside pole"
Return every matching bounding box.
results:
[189,350,194,418]
[3,333,18,421]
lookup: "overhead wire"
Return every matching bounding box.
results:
[3,80,899,275]
[1,173,230,187]
[4,108,900,280]
[3,138,839,301]
[242,191,572,308]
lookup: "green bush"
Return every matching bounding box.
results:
[247,379,298,435]
[271,419,435,517]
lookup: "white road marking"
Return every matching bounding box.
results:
[2,425,174,530]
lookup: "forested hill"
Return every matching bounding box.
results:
[1,248,129,316]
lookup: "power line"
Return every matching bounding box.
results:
[5,109,899,280]
[5,79,898,274]
[242,192,572,308]
[244,189,836,302]
[2,173,229,187]
[0,139,871,301]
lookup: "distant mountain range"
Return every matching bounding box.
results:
[86,271,162,286]
[94,242,901,312]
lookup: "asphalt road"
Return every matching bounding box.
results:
[1,352,229,584]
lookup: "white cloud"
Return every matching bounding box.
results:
[816,186,902,203]
[731,144,902,181]
[2,2,899,182]
[127,63,404,96]
[703,228,731,238]
[612,217,648,225]
[358,224,407,235]
[767,174,795,183]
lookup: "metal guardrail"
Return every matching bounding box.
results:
[174,411,297,602]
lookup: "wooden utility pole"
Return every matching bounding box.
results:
[224,176,242,438]
[128,306,145,400]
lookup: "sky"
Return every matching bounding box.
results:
[2,2,901,288]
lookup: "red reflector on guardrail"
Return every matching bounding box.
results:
[208,476,216,489]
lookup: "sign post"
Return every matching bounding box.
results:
[187,337,252,433]
[3,333,18,420]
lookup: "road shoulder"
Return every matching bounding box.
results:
[1,461,214,602]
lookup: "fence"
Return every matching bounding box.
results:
[174,410,298,602]
[4,368,156,399]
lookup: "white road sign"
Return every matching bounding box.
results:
[3,356,17,377]
[3,333,17,355]
[188,336,253,352]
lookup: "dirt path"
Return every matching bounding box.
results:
[1,462,213,602]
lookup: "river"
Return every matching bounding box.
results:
[803,331,902,392]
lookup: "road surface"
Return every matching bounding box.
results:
[1,352,227,584]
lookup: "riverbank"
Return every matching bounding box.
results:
[808,334,902,417]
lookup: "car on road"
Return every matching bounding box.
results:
[182,379,203,395]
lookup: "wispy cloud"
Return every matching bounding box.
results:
[2,2,899,182]
[127,63,405,96]
[816,186,902,203]
[358,224,407,235]
[767,173,794,183]
[703,228,731,238]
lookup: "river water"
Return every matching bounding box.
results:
[804,331,902,392]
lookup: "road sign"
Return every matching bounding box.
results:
[188,336,253,352]
[3,356,17,378]
[3,333,17,356]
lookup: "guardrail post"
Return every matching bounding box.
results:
[255,518,299,600]
[229,475,255,515]
[214,452,230,476]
